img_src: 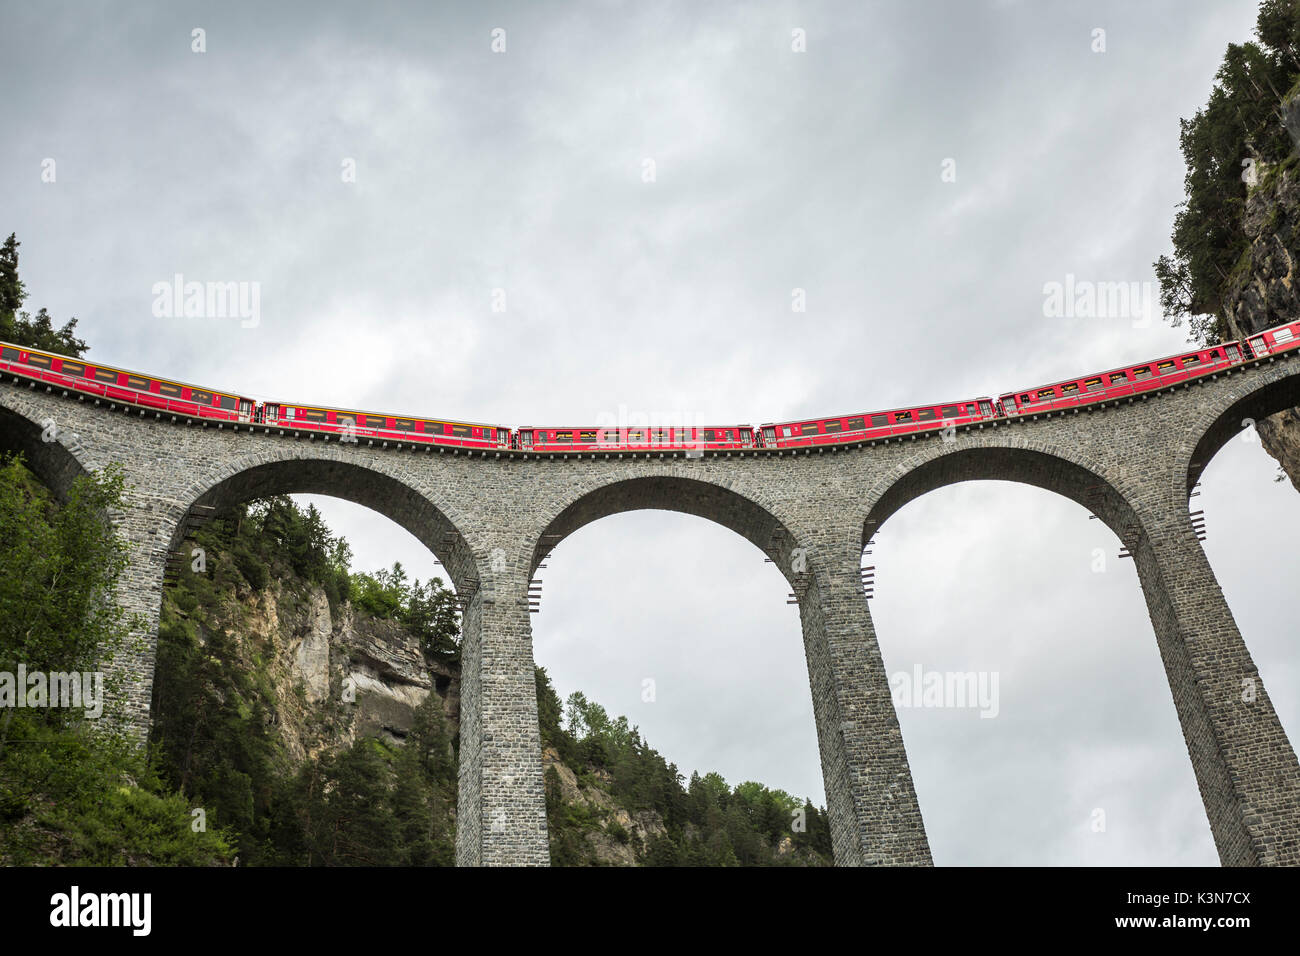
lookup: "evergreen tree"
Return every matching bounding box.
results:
[0,233,88,356]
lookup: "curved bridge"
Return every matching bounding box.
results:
[4,347,1300,867]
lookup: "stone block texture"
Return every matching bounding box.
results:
[3,348,1299,866]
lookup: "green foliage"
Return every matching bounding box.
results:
[0,458,233,865]
[351,563,460,660]
[537,668,833,866]
[1156,0,1300,344]
[0,712,234,865]
[0,233,87,356]
[0,454,136,686]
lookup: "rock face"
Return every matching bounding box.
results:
[541,747,667,865]
[334,605,433,745]
[294,588,331,704]
[1224,123,1300,492]
[218,578,456,762]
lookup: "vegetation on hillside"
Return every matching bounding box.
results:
[1155,0,1300,344]
[0,453,233,864]
[539,678,833,865]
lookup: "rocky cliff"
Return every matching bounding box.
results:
[1221,93,1300,491]
[165,573,458,767]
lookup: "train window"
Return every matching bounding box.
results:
[915,409,936,421]
[393,418,416,431]
[1,347,17,361]
[60,360,85,376]
[1109,372,1127,384]
[871,414,888,427]
[847,417,865,430]
[703,429,715,441]
[763,427,776,443]
[1250,337,1266,354]
[1036,389,1055,401]
[780,426,792,438]
[300,407,327,422]
[1132,367,1151,380]
[979,401,994,416]
[1084,378,1103,391]
[1156,361,1175,374]
[127,375,150,390]
[894,410,913,423]
[26,353,51,368]
[824,419,842,432]
[1275,327,1295,344]
[191,388,214,405]
[940,406,960,418]
[801,422,820,434]
[1059,383,1078,395]
[628,430,644,442]
[1227,344,1242,361]
[159,382,183,398]
[1182,354,1201,366]
[216,394,237,410]
[93,368,117,383]
[577,430,595,442]
[451,424,474,437]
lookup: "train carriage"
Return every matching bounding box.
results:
[761,398,996,448]
[998,342,1244,417]
[1244,319,1300,359]
[0,341,254,422]
[261,401,508,449]
[517,425,754,452]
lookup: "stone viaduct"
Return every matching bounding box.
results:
[2,348,1299,867]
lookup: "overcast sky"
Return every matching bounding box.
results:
[5,0,1296,865]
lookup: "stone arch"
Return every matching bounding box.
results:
[522,469,914,866]
[1177,355,1300,501]
[851,432,1300,864]
[860,437,1146,553]
[163,449,480,593]
[0,389,98,500]
[528,471,815,587]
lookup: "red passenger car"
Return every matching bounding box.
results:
[0,342,254,422]
[516,425,754,452]
[998,342,1243,417]
[760,398,997,448]
[261,401,508,448]
[1244,319,1300,359]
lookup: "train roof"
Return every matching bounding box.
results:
[998,342,1241,397]
[760,397,993,428]
[1,340,255,401]
[271,398,507,430]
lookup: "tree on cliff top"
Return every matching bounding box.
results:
[1155,0,1300,345]
[0,232,88,356]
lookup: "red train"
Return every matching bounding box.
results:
[3,317,1298,454]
